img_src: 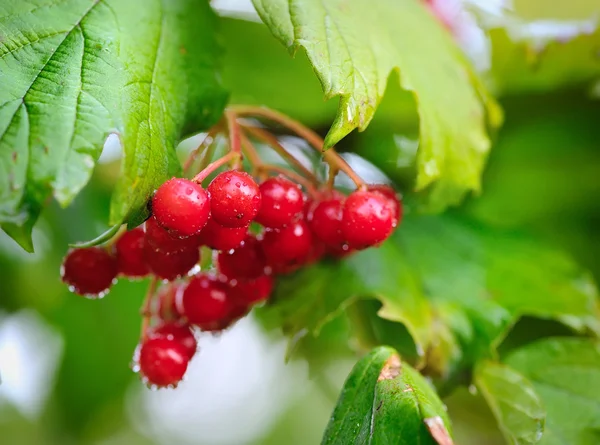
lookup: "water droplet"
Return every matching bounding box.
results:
[468,384,478,395]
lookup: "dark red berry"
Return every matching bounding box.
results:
[148,322,197,360]
[61,247,117,297]
[145,216,201,254]
[326,244,355,259]
[114,228,149,278]
[341,190,395,249]
[217,235,267,281]
[261,220,313,272]
[207,171,261,227]
[144,244,199,281]
[138,337,189,387]
[231,274,273,305]
[152,178,210,237]
[307,197,346,249]
[367,184,402,226]
[180,274,236,327]
[198,218,247,251]
[255,177,304,228]
[157,282,185,321]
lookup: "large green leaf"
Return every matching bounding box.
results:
[0,0,227,250]
[505,338,600,445]
[252,0,502,211]
[265,213,600,376]
[322,346,453,444]
[475,361,545,445]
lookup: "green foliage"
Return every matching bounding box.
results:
[252,0,502,211]
[0,0,226,250]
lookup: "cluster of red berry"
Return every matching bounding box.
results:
[60,107,402,388]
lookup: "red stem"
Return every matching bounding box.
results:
[192,151,240,184]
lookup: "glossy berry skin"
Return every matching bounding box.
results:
[261,220,313,272]
[145,216,201,254]
[61,247,117,297]
[181,274,236,326]
[207,171,261,227]
[114,228,149,278]
[138,338,189,387]
[367,184,402,226]
[255,177,304,228]
[231,274,273,305]
[198,218,247,251]
[217,235,267,281]
[148,322,197,360]
[152,178,210,237]
[308,197,346,249]
[341,190,395,249]
[144,244,199,281]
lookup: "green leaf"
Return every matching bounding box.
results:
[252,0,502,211]
[0,0,227,249]
[322,346,453,445]
[505,338,600,445]
[475,360,545,445]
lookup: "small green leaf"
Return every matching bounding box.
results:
[252,0,501,211]
[322,347,453,445]
[506,338,600,445]
[475,360,545,445]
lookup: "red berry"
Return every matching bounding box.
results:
[367,184,402,226]
[148,322,197,360]
[217,235,267,281]
[61,247,117,297]
[307,197,346,249]
[145,216,201,254]
[231,274,273,305]
[114,228,149,278]
[198,218,247,251]
[138,338,189,387]
[341,190,395,249]
[152,178,210,237]
[180,274,236,327]
[157,282,185,321]
[261,220,313,272]
[207,171,261,227]
[144,244,199,281]
[255,177,304,228]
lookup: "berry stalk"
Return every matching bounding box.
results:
[192,151,241,183]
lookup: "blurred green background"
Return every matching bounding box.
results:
[1,1,600,444]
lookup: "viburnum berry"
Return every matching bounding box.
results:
[61,247,118,297]
[207,171,261,227]
[148,322,197,360]
[180,273,236,327]
[144,244,199,281]
[255,177,304,228]
[261,220,313,272]
[230,274,274,305]
[138,337,189,387]
[367,184,402,226]
[114,228,149,278]
[307,197,346,249]
[341,190,395,249]
[152,178,210,237]
[197,218,247,251]
[217,235,267,281]
[145,216,201,254]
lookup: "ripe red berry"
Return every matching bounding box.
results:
[207,171,261,227]
[367,184,402,226]
[261,220,313,272]
[148,322,197,360]
[255,177,304,228]
[231,274,274,305]
[307,197,346,249]
[114,228,149,278]
[217,235,267,281]
[138,337,189,387]
[144,244,199,281]
[157,282,185,321]
[61,247,117,297]
[341,190,395,249]
[145,216,201,254]
[198,218,247,251]
[152,178,210,237]
[180,274,236,327]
